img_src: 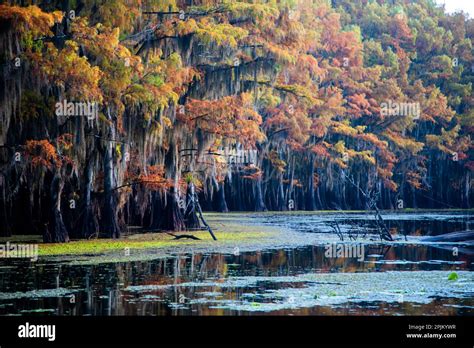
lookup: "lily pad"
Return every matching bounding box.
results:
[448,272,459,281]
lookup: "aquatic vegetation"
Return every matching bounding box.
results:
[0,288,81,301]
[0,212,472,316]
[448,272,459,281]
[38,216,280,257]
[178,271,474,312]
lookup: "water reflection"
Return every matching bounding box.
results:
[0,212,472,316]
[0,243,472,315]
[256,211,473,238]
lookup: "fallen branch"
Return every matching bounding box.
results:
[341,172,393,241]
[166,232,201,240]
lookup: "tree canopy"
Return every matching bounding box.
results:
[0,0,472,241]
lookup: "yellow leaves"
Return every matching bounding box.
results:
[425,125,470,157]
[183,173,202,188]
[330,125,393,167]
[115,144,122,159]
[0,4,62,40]
[259,88,281,108]
[124,84,151,108]
[71,19,129,70]
[334,140,346,155]
[31,41,102,102]
[331,121,359,137]
[195,19,248,48]
[72,19,112,58]
[226,1,279,23]
[96,0,141,33]
[264,42,297,64]
[274,83,318,106]
[147,0,178,11]
[241,165,263,180]
[162,16,248,48]
[122,51,198,123]
[238,90,252,105]
[70,17,196,122]
[174,18,199,36]
[357,151,376,166]
[150,120,163,136]
[268,151,286,173]
[162,117,172,128]
[213,153,228,165]
[383,130,424,154]
[166,52,182,69]
[332,140,376,167]
[70,19,140,108]
[50,10,64,23]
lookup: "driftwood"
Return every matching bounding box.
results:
[328,219,344,241]
[421,230,474,256]
[341,172,393,241]
[420,230,474,243]
[166,233,201,240]
[196,201,217,241]
[183,182,217,241]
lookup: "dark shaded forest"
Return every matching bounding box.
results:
[0,0,472,242]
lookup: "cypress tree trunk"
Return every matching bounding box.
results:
[277,174,286,211]
[464,173,470,208]
[285,157,295,210]
[306,155,315,211]
[49,172,69,243]
[161,140,185,231]
[81,151,97,238]
[0,174,11,237]
[214,179,228,213]
[184,182,200,228]
[161,187,185,231]
[254,177,267,211]
[149,191,163,230]
[254,143,267,211]
[103,140,121,238]
[316,185,323,209]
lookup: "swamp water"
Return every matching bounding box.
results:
[0,211,473,315]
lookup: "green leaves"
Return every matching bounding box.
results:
[145,74,165,88]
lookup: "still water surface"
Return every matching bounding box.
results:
[0,211,472,315]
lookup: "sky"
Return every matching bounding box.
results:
[435,0,474,18]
